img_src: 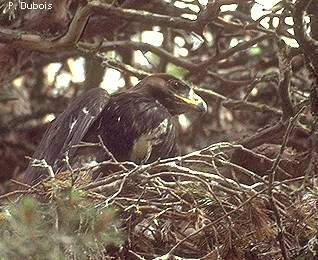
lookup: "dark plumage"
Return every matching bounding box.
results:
[24,73,207,185]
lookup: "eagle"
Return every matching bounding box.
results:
[24,73,207,185]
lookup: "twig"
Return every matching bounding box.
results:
[0,3,91,52]
[267,106,306,260]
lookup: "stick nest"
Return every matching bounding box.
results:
[1,142,318,260]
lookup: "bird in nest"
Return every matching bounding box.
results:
[24,73,207,185]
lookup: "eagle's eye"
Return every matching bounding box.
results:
[169,80,190,96]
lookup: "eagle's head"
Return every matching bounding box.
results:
[135,73,207,116]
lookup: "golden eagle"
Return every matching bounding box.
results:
[24,73,207,185]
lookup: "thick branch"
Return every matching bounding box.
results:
[87,0,206,33]
[0,4,91,52]
[0,0,250,54]
[293,0,318,74]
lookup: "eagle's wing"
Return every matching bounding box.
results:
[24,88,110,184]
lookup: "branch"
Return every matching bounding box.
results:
[0,4,91,52]
[89,0,237,33]
[101,41,197,71]
[0,0,209,53]
[266,107,306,260]
[292,0,318,74]
[194,86,283,116]
[277,40,294,119]
[195,34,273,71]
[0,0,254,54]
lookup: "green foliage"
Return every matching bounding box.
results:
[166,63,188,79]
[248,46,262,56]
[0,189,122,259]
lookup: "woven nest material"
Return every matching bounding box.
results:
[1,142,318,260]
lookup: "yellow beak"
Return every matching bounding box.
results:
[174,89,207,113]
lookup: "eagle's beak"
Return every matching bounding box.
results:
[175,89,208,113]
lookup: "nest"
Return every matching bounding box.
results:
[1,142,318,260]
